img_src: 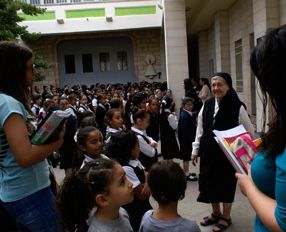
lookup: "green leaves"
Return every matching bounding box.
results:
[33,52,54,82]
[0,0,51,82]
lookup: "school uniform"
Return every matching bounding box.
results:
[96,103,107,135]
[105,127,122,143]
[178,109,196,161]
[78,104,92,113]
[160,109,179,160]
[146,110,160,142]
[80,154,109,169]
[131,127,157,171]
[31,104,40,117]
[123,159,152,232]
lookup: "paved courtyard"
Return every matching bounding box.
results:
[54,158,255,232]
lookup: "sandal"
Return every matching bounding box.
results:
[200,213,221,226]
[212,216,232,232]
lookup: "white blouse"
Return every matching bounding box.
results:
[192,98,255,156]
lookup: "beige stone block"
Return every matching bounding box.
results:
[166,20,188,29]
[165,11,186,20]
[253,0,266,14]
[254,9,267,23]
[164,3,185,11]
[166,27,187,36]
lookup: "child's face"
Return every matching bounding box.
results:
[107,164,134,207]
[52,96,59,104]
[109,111,123,129]
[136,115,150,130]
[149,99,159,113]
[166,89,172,97]
[80,95,88,105]
[130,140,140,160]
[35,98,42,105]
[100,97,106,104]
[139,99,147,109]
[183,101,193,112]
[81,130,103,158]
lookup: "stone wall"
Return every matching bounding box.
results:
[29,28,164,89]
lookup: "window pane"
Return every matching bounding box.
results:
[99,53,110,72]
[64,55,75,74]
[30,0,41,4]
[117,51,128,71]
[82,53,93,73]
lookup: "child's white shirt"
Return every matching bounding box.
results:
[80,154,109,169]
[123,159,145,189]
[131,127,156,157]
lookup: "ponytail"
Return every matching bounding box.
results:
[58,159,117,232]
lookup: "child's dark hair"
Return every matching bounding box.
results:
[32,94,42,103]
[181,97,194,107]
[79,115,98,128]
[132,93,146,107]
[132,108,149,123]
[148,160,187,204]
[58,158,118,232]
[105,109,121,126]
[77,126,100,146]
[106,131,138,166]
[110,98,123,109]
[161,96,175,113]
[77,111,96,128]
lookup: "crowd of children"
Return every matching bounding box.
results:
[29,81,205,232]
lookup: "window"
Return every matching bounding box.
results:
[82,53,93,73]
[235,39,243,92]
[44,0,54,4]
[30,0,41,4]
[117,51,128,71]
[56,0,67,3]
[99,53,110,72]
[64,55,76,74]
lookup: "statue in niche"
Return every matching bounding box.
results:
[144,54,157,79]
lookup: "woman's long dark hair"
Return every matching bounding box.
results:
[0,41,33,112]
[58,159,117,232]
[250,25,286,157]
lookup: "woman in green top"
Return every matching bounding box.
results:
[236,25,286,232]
[0,41,64,231]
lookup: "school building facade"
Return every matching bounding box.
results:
[20,0,286,131]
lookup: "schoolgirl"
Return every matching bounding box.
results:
[95,94,107,135]
[131,109,158,171]
[59,158,134,232]
[160,97,179,160]
[31,94,42,118]
[106,131,152,232]
[72,126,107,170]
[78,93,93,114]
[105,109,123,142]
[146,97,160,142]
